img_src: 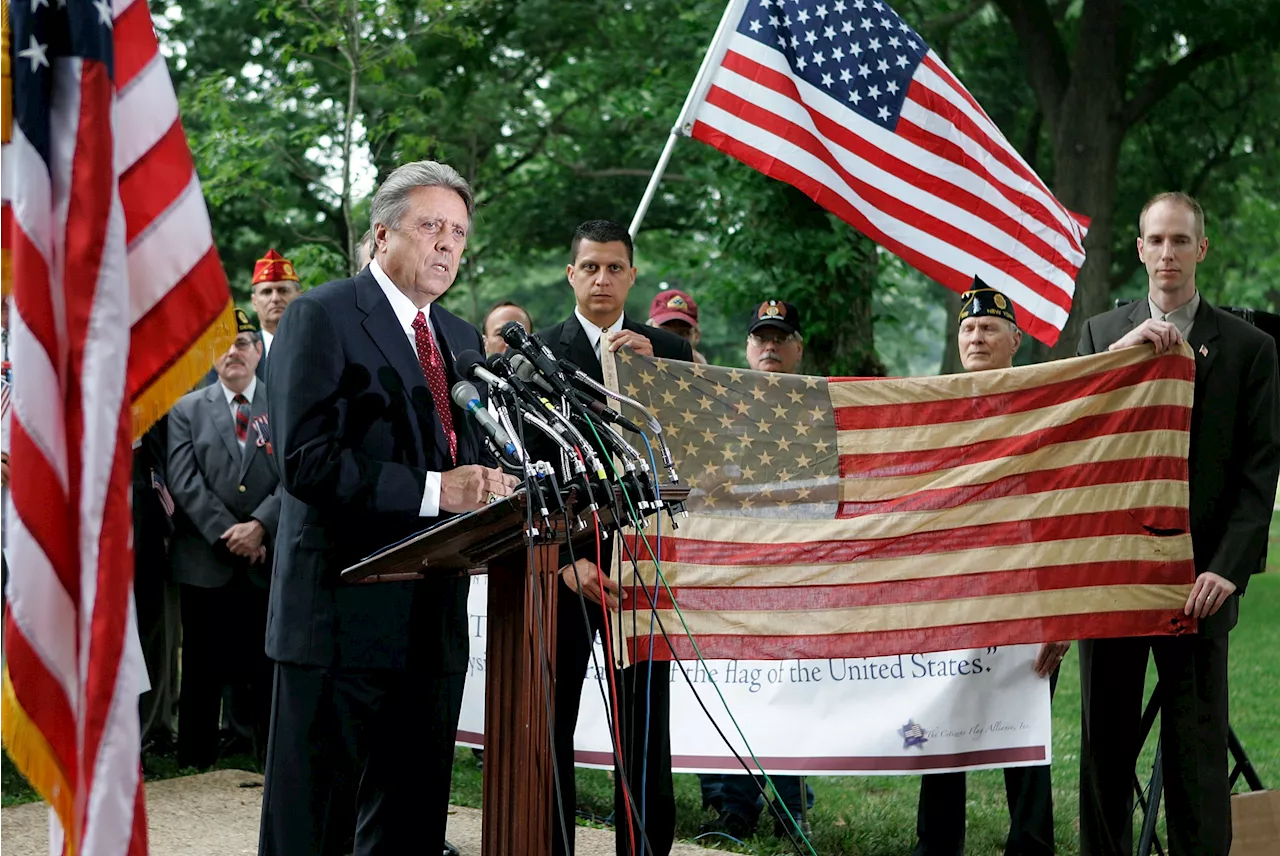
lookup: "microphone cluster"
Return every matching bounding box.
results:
[447,321,684,539]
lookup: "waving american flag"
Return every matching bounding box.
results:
[677,0,1087,346]
[3,1,233,853]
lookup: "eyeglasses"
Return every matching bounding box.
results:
[230,337,257,352]
[748,332,800,347]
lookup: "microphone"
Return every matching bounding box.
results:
[507,351,648,440]
[450,380,518,460]
[455,349,512,393]
[500,322,576,397]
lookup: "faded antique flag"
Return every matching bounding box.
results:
[613,344,1197,662]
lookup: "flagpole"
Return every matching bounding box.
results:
[628,0,746,238]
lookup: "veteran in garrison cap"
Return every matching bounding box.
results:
[910,277,1066,856]
[250,249,301,379]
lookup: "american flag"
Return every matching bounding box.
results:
[678,0,1088,346]
[150,468,174,518]
[2,1,233,853]
[614,345,1198,662]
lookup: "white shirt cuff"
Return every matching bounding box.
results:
[420,471,442,517]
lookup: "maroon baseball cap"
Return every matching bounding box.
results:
[649,289,699,328]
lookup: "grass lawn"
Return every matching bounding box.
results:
[6,523,1280,855]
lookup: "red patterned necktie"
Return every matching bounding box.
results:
[233,394,249,443]
[412,311,457,464]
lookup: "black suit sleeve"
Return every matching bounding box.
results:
[1076,317,1099,357]
[269,296,429,516]
[1205,336,1280,591]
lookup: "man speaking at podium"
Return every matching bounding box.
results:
[259,160,518,856]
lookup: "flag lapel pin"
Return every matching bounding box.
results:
[1199,344,1209,357]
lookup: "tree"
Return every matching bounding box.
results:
[989,0,1280,355]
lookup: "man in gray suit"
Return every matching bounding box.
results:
[1076,191,1280,856]
[168,308,281,769]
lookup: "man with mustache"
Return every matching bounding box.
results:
[536,219,693,856]
[1075,192,1280,856]
[699,299,814,842]
[746,300,804,374]
[166,308,281,769]
[911,282,1066,856]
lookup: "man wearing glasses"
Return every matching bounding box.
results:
[746,300,805,374]
[166,309,281,769]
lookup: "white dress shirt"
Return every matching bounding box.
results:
[370,259,443,517]
[220,376,258,451]
[574,307,626,360]
[261,329,274,356]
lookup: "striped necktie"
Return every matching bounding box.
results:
[233,394,249,444]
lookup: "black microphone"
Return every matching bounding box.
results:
[456,349,512,393]
[500,322,576,398]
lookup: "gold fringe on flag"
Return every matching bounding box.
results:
[1,666,79,855]
[2,0,11,146]
[131,299,236,441]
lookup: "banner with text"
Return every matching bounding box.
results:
[456,576,1052,775]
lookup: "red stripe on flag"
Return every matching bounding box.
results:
[836,457,1187,518]
[2,619,80,777]
[832,355,1193,431]
[690,117,1064,346]
[632,558,1195,612]
[127,249,229,399]
[81,409,137,812]
[130,777,150,856]
[637,507,1191,567]
[703,79,1072,311]
[911,57,1051,204]
[718,50,1078,273]
[112,0,159,91]
[6,420,79,598]
[629,609,1195,662]
[11,227,60,363]
[839,405,1189,478]
[119,121,194,244]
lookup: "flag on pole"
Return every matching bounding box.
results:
[2,0,234,852]
[614,344,1198,662]
[672,0,1087,346]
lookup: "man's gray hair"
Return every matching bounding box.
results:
[370,160,474,233]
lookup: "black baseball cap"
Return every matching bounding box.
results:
[747,299,802,336]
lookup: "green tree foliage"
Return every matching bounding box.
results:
[161,0,1280,372]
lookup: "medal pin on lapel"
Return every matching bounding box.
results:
[1199,344,1209,357]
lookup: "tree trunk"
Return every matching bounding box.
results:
[341,2,360,276]
[938,286,963,375]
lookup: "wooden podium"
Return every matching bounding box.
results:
[340,484,688,856]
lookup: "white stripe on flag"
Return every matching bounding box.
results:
[128,174,214,324]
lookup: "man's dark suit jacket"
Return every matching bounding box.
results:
[167,380,281,589]
[265,267,487,673]
[1077,296,1280,635]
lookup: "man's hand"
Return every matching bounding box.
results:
[605,330,654,357]
[440,465,520,513]
[1,452,9,488]
[222,520,266,560]
[1033,641,1070,678]
[560,559,626,611]
[1107,319,1183,354]
[1185,572,1237,619]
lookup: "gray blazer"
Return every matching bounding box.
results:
[167,380,282,588]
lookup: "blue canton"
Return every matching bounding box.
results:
[736,0,928,131]
[11,0,117,169]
